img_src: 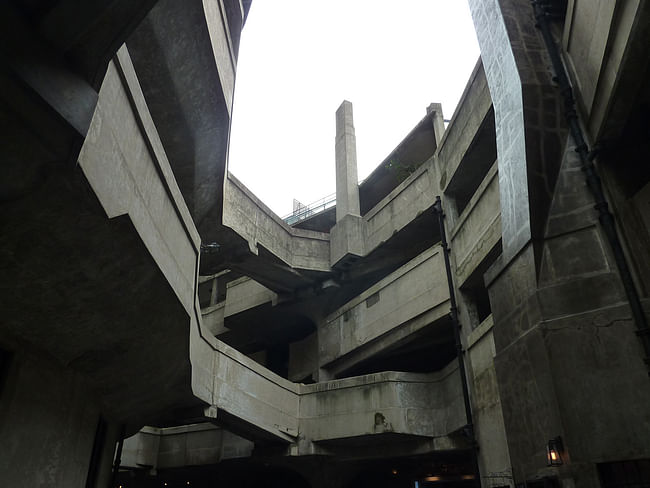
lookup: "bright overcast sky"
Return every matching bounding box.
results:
[228,1,480,218]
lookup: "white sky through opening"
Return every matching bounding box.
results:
[228,1,480,218]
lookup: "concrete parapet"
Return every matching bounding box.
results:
[131,362,466,467]
[449,161,500,286]
[121,423,254,471]
[320,245,449,369]
[223,174,330,272]
[224,277,276,317]
[299,365,465,443]
[364,162,437,253]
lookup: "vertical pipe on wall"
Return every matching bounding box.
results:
[109,424,126,488]
[533,0,650,375]
[85,417,108,488]
[434,196,481,487]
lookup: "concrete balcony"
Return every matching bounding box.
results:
[449,161,500,286]
[121,423,254,472]
[318,245,451,374]
[122,363,466,469]
[299,364,465,444]
[363,161,438,256]
[223,174,330,273]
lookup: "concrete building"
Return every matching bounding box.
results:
[1,1,649,487]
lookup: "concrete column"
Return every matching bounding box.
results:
[335,100,361,221]
[426,102,446,147]
[330,101,364,268]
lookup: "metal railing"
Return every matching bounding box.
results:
[283,193,336,225]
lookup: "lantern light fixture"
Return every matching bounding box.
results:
[547,436,564,466]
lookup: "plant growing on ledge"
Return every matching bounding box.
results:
[385,159,417,182]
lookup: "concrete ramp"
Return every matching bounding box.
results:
[190,313,465,446]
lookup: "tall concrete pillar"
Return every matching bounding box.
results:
[467,2,650,487]
[335,100,361,221]
[330,100,364,268]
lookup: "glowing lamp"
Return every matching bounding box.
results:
[546,436,564,466]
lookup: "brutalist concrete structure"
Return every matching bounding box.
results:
[1,1,650,487]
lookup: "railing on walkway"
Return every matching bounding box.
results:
[283,193,336,225]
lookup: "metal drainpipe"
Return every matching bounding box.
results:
[533,0,650,374]
[110,425,126,488]
[433,196,481,487]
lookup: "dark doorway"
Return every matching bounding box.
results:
[599,459,650,488]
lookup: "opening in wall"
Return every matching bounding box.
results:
[336,315,456,378]
[598,459,650,488]
[459,241,501,329]
[85,417,108,488]
[461,282,491,329]
[602,97,650,297]
[0,347,12,401]
[267,343,289,378]
[444,107,496,218]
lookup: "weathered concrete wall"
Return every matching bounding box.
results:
[319,245,449,368]
[201,302,227,336]
[435,61,491,205]
[76,45,466,451]
[190,317,468,446]
[121,424,254,471]
[468,0,530,261]
[199,276,276,337]
[537,139,650,474]
[203,0,237,115]
[299,365,465,442]
[190,325,301,442]
[223,175,330,272]
[80,47,200,318]
[485,136,650,485]
[0,41,208,488]
[223,277,276,318]
[449,162,500,286]
[469,0,567,267]
[124,366,467,468]
[0,350,109,488]
[364,162,438,254]
[289,332,318,382]
[563,1,647,142]
[126,0,237,232]
[562,0,617,118]
[466,316,513,487]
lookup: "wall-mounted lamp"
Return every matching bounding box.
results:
[546,436,564,466]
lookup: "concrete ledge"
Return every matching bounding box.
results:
[449,161,501,285]
[320,245,449,366]
[223,174,330,271]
